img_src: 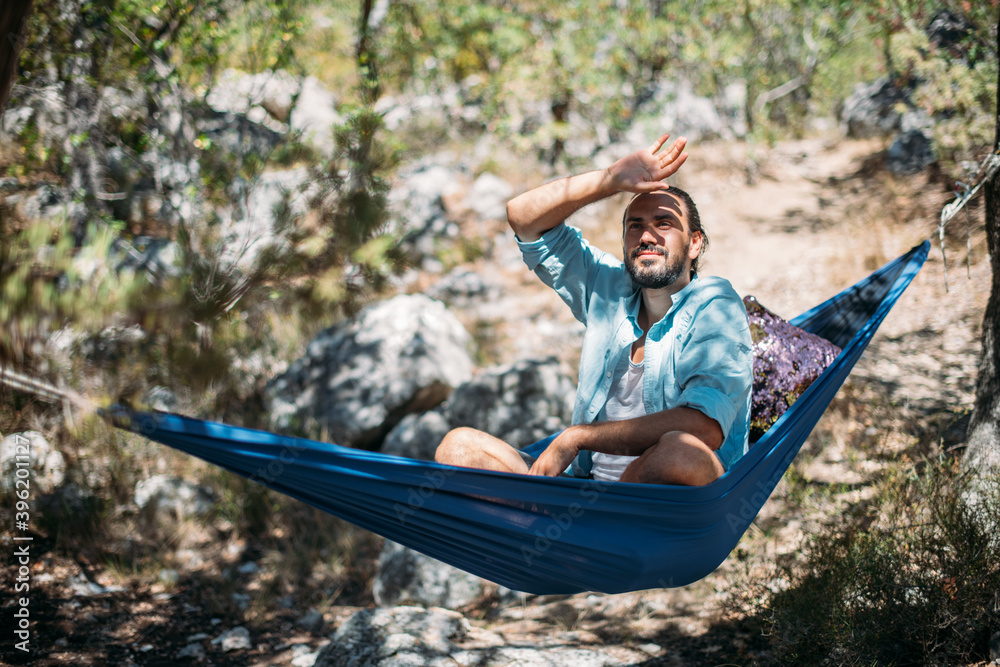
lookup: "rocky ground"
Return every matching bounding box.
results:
[2,134,992,666]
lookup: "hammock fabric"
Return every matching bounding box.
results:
[108,241,929,595]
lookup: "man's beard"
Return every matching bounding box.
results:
[625,243,688,289]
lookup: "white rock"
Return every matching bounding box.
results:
[207,68,299,132]
[68,572,124,597]
[211,626,252,652]
[267,294,474,448]
[374,541,483,609]
[313,606,469,667]
[177,642,206,660]
[464,173,513,221]
[291,651,320,667]
[0,431,65,494]
[444,357,575,448]
[216,167,311,270]
[290,76,341,153]
[381,411,451,461]
[134,475,214,521]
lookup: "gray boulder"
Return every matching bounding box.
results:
[378,91,457,132]
[381,411,451,461]
[194,105,284,161]
[424,269,500,306]
[387,158,465,271]
[1,105,33,135]
[444,357,575,449]
[290,76,342,154]
[926,9,974,64]
[381,357,575,460]
[134,475,215,522]
[78,324,148,364]
[203,67,341,156]
[0,431,66,494]
[211,626,252,652]
[7,183,74,224]
[296,609,326,634]
[113,236,180,280]
[887,129,936,175]
[628,78,740,145]
[314,605,624,666]
[266,294,474,448]
[206,68,299,133]
[376,79,483,134]
[313,606,467,667]
[216,166,311,270]
[2,83,69,155]
[463,173,512,221]
[177,642,207,661]
[101,86,147,124]
[142,385,179,412]
[373,540,483,609]
[841,77,912,138]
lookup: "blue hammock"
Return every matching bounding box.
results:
[107,241,929,595]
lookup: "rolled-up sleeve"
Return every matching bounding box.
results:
[673,295,753,441]
[516,224,613,326]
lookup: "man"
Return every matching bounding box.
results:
[435,134,752,486]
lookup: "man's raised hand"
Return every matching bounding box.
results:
[505,133,688,243]
[606,134,688,194]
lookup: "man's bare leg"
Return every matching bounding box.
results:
[434,427,530,474]
[618,430,725,486]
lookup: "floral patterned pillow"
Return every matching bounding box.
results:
[743,296,842,443]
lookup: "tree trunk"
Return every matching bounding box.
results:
[357,0,381,106]
[0,0,33,116]
[963,15,1000,477]
[46,0,114,242]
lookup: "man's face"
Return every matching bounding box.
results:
[622,192,701,290]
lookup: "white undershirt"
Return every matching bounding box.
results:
[591,358,646,482]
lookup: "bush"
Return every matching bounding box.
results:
[734,457,1000,665]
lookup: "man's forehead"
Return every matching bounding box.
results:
[625,192,687,220]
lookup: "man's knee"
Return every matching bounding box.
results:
[622,431,723,486]
[434,427,483,465]
[434,427,528,474]
[658,431,724,485]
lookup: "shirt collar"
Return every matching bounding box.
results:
[625,273,700,332]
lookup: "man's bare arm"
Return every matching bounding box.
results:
[527,407,722,477]
[506,134,689,243]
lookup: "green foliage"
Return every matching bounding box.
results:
[736,458,1000,665]
[890,10,998,166]
[0,212,146,368]
[2,0,408,418]
[375,0,892,155]
[284,105,408,319]
[375,0,998,159]
[10,0,305,179]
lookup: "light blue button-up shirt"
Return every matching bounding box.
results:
[517,223,753,473]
